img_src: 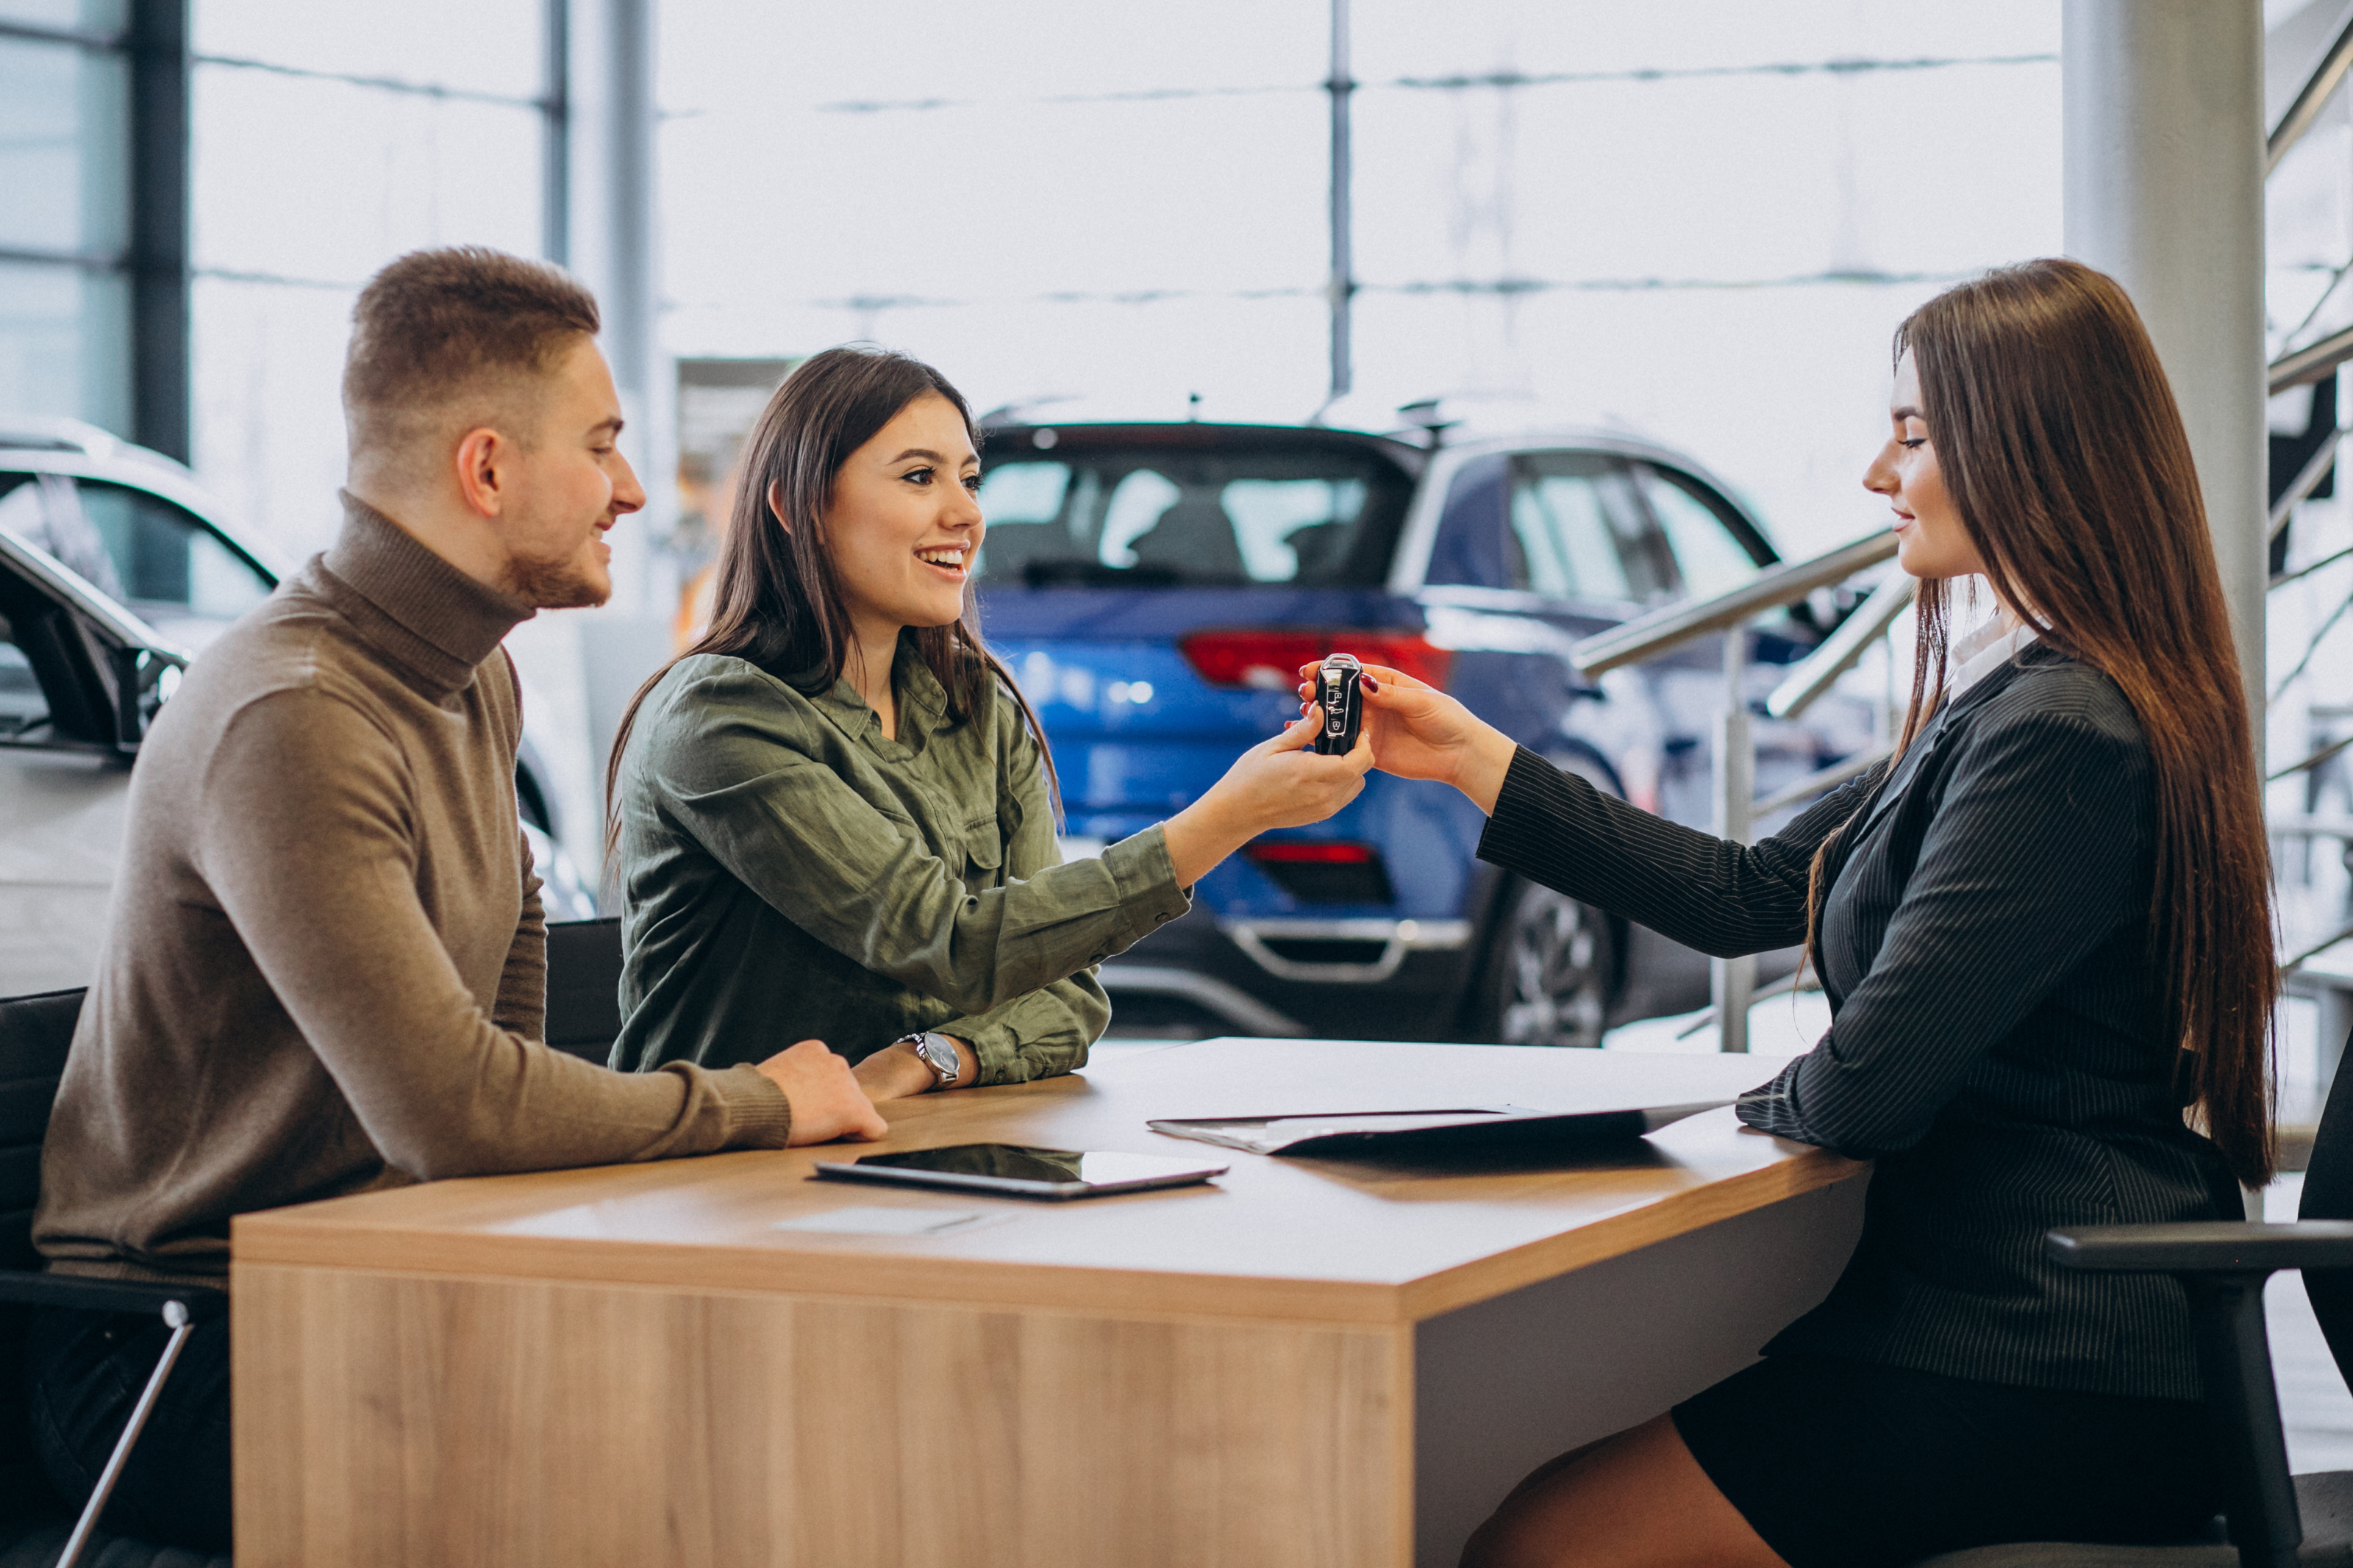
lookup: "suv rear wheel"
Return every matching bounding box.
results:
[1471,878,1616,1048]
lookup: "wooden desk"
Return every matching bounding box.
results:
[232,1039,1867,1567]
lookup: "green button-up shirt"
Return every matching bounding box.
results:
[611,643,1189,1081]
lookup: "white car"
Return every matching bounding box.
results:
[0,418,596,997]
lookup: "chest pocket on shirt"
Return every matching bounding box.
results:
[962,815,1005,886]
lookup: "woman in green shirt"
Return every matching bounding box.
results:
[605,346,1369,1099]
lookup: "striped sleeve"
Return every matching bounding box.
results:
[1476,745,1882,959]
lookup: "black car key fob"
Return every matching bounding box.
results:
[1313,654,1363,756]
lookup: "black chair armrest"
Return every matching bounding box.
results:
[0,1270,227,1320]
[2045,1222,2334,1564]
[2047,1220,2353,1274]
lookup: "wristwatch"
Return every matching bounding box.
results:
[897,1031,963,1089]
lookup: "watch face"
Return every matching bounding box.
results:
[916,1034,958,1081]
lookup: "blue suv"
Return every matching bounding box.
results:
[974,415,1871,1046]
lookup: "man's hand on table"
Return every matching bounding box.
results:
[851,1034,981,1102]
[756,1038,890,1145]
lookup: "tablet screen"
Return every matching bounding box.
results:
[851,1144,1224,1187]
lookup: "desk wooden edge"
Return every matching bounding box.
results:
[232,1148,1865,1327]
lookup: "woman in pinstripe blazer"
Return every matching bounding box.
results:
[1346,261,2277,1568]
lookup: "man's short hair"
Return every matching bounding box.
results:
[343,246,600,479]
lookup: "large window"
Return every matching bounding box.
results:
[188,0,554,557]
[0,3,134,436]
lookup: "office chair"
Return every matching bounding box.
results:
[0,987,229,1568]
[1915,1036,2353,1567]
[543,917,625,1064]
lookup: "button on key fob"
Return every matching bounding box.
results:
[1313,654,1363,756]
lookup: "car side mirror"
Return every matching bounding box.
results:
[107,642,186,753]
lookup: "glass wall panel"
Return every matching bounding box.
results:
[1347,0,2055,82]
[188,273,360,556]
[669,90,1321,308]
[191,64,541,281]
[663,0,1319,110]
[193,0,542,99]
[661,0,1331,420]
[188,0,552,564]
[0,259,130,433]
[0,35,129,255]
[0,1,128,31]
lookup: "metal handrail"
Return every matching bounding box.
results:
[2277,542,2353,590]
[2253,5,2353,1052]
[1571,532,1898,677]
[1565,530,1904,1053]
[1753,747,1890,818]
[1673,965,1824,1042]
[2274,814,2353,841]
[2273,432,2345,541]
[2272,591,2353,704]
[1767,573,1916,720]
[2270,2,2353,176]
[2287,918,2353,973]
[2272,323,2353,395]
[2271,735,2353,784]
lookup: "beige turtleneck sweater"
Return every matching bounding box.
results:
[35,494,793,1287]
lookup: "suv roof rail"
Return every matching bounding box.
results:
[977,394,1087,428]
[0,417,193,480]
[0,415,124,459]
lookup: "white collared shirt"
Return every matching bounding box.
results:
[1948,612,2039,701]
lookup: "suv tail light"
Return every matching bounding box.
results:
[1176,629,1452,692]
[1243,840,1397,904]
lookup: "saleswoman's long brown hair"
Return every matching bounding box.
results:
[1828,259,2277,1184]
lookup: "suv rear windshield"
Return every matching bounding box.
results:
[975,431,1414,588]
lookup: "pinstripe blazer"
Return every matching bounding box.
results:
[1478,645,2242,1400]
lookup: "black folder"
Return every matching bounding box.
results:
[1145,1100,1731,1158]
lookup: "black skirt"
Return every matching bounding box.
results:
[1671,1353,2224,1567]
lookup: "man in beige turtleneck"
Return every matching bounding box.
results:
[25,247,886,1552]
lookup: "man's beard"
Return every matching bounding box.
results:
[505,543,610,609]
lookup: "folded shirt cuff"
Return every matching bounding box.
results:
[946,1017,1018,1086]
[1101,823,1192,951]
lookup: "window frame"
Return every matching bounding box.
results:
[1629,461,1779,579]
[0,2,190,458]
[66,473,278,623]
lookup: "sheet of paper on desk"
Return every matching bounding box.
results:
[773,1206,990,1236]
[1146,1101,1732,1157]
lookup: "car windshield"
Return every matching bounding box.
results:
[974,438,1413,587]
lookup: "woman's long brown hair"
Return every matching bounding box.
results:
[1813,258,2277,1184]
[603,346,1058,864]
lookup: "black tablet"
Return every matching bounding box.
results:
[811,1142,1229,1200]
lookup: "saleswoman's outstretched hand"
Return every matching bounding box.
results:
[1160,712,1375,887]
[1297,662,1517,815]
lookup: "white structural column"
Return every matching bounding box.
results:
[558,0,679,846]
[565,0,665,617]
[2063,0,2268,740]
